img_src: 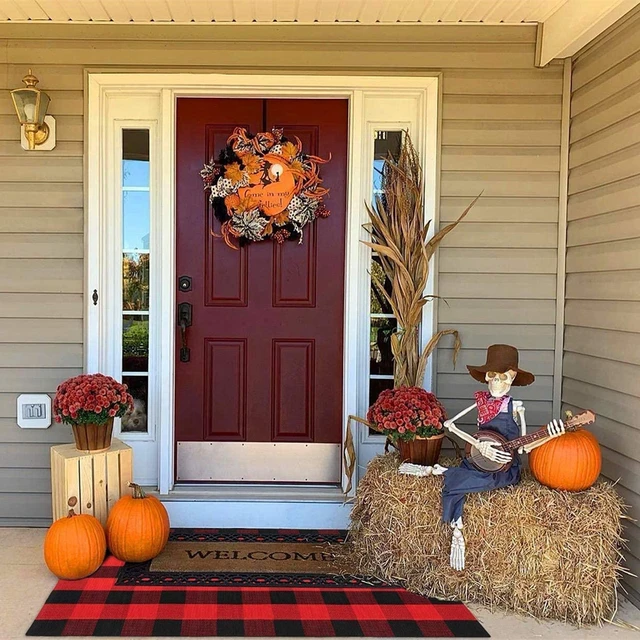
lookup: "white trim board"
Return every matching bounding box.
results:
[155,484,352,529]
[552,59,571,418]
[86,73,439,521]
[164,501,352,529]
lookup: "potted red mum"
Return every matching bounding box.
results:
[367,386,447,466]
[54,374,134,452]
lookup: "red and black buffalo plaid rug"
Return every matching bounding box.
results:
[28,529,489,637]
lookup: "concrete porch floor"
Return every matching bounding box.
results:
[1,528,639,640]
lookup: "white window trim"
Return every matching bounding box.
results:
[86,73,439,497]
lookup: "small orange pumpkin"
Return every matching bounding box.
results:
[44,498,106,580]
[106,483,169,562]
[529,428,602,491]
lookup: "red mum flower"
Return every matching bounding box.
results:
[366,386,447,441]
[53,373,132,426]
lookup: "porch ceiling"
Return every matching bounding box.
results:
[1,0,639,66]
[0,0,580,25]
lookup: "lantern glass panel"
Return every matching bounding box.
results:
[10,89,36,123]
[11,88,49,125]
[36,92,50,125]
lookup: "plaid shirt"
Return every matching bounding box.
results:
[474,391,510,426]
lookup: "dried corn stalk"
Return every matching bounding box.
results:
[363,133,480,388]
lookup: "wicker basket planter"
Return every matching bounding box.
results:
[71,418,114,452]
[396,433,445,466]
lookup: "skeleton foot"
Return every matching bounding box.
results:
[450,517,465,571]
[398,462,448,477]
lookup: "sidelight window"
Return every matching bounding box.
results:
[368,130,403,407]
[121,129,150,434]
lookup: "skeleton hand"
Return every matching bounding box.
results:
[474,439,512,464]
[432,464,448,476]
[547,419,565,438]
[450,518,465,571]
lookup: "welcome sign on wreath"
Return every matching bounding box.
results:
[201,127,331,249]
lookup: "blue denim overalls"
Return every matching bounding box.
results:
[442,397,521,523]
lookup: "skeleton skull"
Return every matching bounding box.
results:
[485,369,517,398]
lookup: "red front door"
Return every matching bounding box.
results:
[175,98,348,483]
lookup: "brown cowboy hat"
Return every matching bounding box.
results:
[466,344,535,387]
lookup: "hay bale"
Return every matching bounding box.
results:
[346,453,629,626]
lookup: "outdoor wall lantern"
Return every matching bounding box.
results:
[10,69,56,151]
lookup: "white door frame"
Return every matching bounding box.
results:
[86,73,439,497]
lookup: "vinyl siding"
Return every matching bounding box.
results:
[565,7,640,605]
[0,23,561,524]
[438,43,561,432]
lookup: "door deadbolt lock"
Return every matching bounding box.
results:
[178,275,192,292]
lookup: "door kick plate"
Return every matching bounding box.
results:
[176,442,341,483]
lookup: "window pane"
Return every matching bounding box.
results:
[122,129,150,251]
[374,130,403,160]
[123,191,150,251]
[370,257,393,315]
[123,315,149,372]
[122,375,148,433]
[370,317,397,376]
[369,377,394,434]
[123,253,150,311]
[123,129,150,187]
[369,378,394,407]
[373,130,403,195]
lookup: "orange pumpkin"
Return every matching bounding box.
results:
[106,483,170,562]
[529,428,602,491]
[44,498,106,580]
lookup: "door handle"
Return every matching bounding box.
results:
[177,302,192,362]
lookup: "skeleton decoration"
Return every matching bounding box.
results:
[435,344,565,571]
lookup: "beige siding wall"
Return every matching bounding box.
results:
[0,24,562,524]
[438,62,561,430]
[565,9,640,603]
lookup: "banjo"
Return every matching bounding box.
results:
[465,409,596,473]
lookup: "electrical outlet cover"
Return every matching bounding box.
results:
[17,394,52,428]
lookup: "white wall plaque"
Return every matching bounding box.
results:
[17,394,52,428]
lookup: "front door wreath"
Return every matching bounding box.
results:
[201,127,331,249]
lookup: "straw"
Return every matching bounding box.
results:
[343,454,629,626]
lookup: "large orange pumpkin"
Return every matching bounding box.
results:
[529,428,602,491]
[106,483,170,562]
[44,498,106,580]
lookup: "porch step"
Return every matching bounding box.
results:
[146,484,351,529]
[149,483,344,503]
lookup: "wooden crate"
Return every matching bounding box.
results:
[50,438,133,526]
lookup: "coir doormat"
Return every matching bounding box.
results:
[117,528,378,588]
[28,529,490,638]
